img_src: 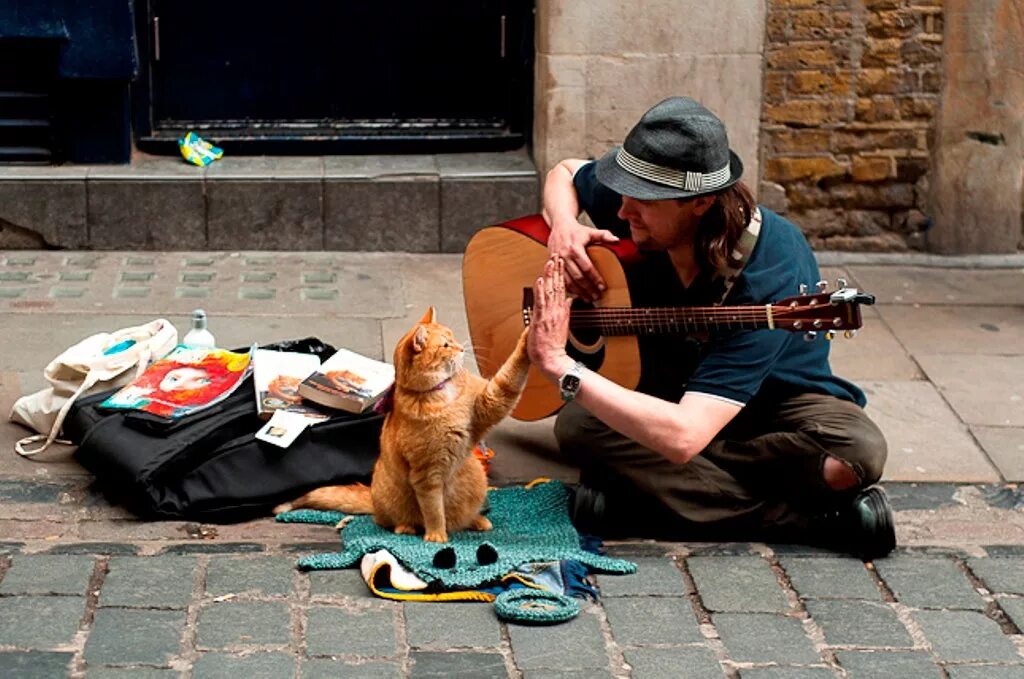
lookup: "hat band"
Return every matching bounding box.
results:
[616,148,731,192]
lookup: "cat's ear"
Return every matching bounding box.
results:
[412,326,428,352]
[418,306,437,324]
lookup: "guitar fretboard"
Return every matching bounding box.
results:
[569,306,773,336]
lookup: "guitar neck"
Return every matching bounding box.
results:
[570,305,774,336]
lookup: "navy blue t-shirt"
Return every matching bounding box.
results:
[573,161,866,408]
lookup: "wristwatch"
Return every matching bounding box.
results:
[558,362,586,402]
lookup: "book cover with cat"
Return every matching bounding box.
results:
[252,348,326,420]
[100,345,254,419]
[297,348,395,414]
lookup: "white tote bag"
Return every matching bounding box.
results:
[10,319,179,457]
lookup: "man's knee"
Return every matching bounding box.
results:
[840,417,887,487]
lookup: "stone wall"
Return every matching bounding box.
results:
[533,0,767,191]
[759,0,943,251]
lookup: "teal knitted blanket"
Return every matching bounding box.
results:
[277,480,636,589]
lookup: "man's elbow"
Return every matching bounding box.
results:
[661,433,704,465]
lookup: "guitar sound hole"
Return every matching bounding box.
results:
[566,299,605,372]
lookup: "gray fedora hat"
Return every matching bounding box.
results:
[595,96,744,200]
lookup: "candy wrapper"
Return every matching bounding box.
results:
[178,132,224,167]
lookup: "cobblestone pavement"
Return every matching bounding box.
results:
[1,251,1023,677]
[0,478,1023,678]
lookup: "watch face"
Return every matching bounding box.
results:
[561,374,581,392]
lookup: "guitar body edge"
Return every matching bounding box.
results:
[462,216,642,421]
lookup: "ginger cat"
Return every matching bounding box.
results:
[273,307,531,543]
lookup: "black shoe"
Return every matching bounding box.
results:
[568,484,611,536]
[813,486,896,560]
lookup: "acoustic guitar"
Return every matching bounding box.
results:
[462,215,875,421]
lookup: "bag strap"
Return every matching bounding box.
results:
[15,320,168,458]
[14,372,99,458]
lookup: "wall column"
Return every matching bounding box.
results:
[928,0,1024,253]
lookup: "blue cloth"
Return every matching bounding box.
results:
[573,161,865,408]
[277,481,636,590]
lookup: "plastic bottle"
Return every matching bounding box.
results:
[182,309,216,349]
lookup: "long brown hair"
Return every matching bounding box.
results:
[694,181,756,273]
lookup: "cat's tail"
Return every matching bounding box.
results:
[272,483,373,515]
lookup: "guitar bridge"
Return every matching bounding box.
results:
[522,287,534,326]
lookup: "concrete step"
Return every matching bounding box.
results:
[0,151,539,251]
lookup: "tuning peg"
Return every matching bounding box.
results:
[816,280,828,292]
[824,330,836,341]
[799,283,808,295]
[803,331,818,342]
[837,277,848,288]
[844,329,858,339]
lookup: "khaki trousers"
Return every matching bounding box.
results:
[554,392,887,536]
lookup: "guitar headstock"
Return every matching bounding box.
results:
[773,279,875,340]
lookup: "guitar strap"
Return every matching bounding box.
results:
[712,206,762,306]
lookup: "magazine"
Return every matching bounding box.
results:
[100,344,254,419]
[297,348,395,414]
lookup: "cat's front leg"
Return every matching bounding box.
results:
[472,327,531,435]
[410,468,448,542]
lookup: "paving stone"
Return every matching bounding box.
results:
[833,650,940,678]
[84,608,185,665]
[780,557,881,600]
[306,606,396,657]
[862,380,999,483]
[45,543,140,556]
[873,556,985,609]
[911,610,1020,662]
[997,598,1024,631]
[972,427,1024,481]
[712,613,819,664]
[100,556,197,608]
[603,596,703,645]
[883,483,960,511]
[0,596,84,648]
[916,355,1024,427]
[524,671,614,679]
[86,668,179,678]
[687,556,789,613]
[737,669,835,679]
[0,542,23,555]
[0,554,94,595]
[404,602,501,648]
[302,658,402,678]
[192,652,296,678]
[160,542,264,555]
[509,611,610,671]
[307,569,370,598]
[805,600,914,648]
[409,651,508,678]
[0,651,74,678]
[596,557,687,597]
[205,556,295,597]
[621,646,724,679]
[849,267,1024,307]
[946,665,1024,679]
[0,480,73,503]
[968,558,1024,594]
[196,601,291,648]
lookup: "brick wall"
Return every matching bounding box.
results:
[759,0,943,251]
